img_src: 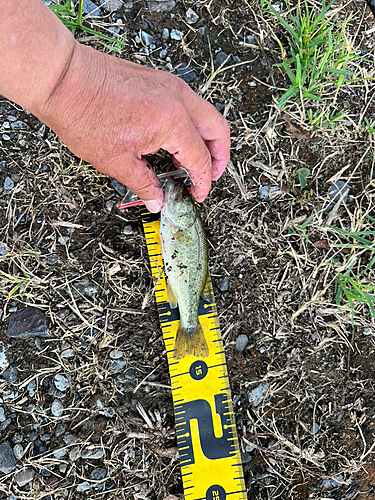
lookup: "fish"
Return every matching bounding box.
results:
[160,177,209,360]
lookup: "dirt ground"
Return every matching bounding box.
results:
[1,0,375,499]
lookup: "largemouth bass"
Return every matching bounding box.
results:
[160,177,209,360]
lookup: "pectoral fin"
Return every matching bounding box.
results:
[166,280,178,309]
[174,321,209,360]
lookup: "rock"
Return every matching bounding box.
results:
[170,29,183,40]
[324,180,349,213]
[51,401,64,417]
[125,368,135,380]
[102,0,122,12]
[162,28,169,41]
[6,307,48,339]
[82,0,102,16]
[27,380,36,396]
[0,243,8,256]
[322,475,343,489]
[63,433,79,446]
[81,446,105,460]
[10,120,29,131]
[12,433,23,444]
[55,423,66,437]
[69,445,80,461]
[165,62,173,71]
[29,431,38,442]
[215,51,231,65]
[218,276,229,292]
[0,441,16,473]
[110,359,127,372]
[54,374,69,392]
[248,382,269,407]
[198,26,206,35]
[311,423,320,435]
[364,327,374,335]
[141,31,155,46]
[147,0,175,12]
[61,348,75,358]
[0,341,9,371]
[123,1,133,8]
[110,349,123,359]
[77,482,91,492]
[13,444,24,460]
[174,63,196,83]
[14,467,35,487]
[2,134,11,141]
[245,443,255,452]
[1,362,18,383]
[0,407,5,422]
[215,102,224,112]
[4,177,14,191]
[232,55,242,63]
[54,449,66,459]
[33,439,48,457]
[235,334,249,353]
[111,178,126,197]
[58,236,69,246]
[140,21,148,30]
[240,451,252,464]
[0,418,11,431]
[258,185,282,201]
[103,407,115,418]
[91,468,106,480]
[186,8,199,24]
[72,280,100,299]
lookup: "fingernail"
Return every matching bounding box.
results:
[144,200,162,213]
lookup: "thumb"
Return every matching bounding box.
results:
[107,155,164,213]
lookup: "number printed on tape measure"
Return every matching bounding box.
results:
[141,210,247,500]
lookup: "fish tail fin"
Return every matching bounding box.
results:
[174,321,209,360]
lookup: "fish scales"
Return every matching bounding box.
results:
[160,178,209,359]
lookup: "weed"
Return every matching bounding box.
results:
[49,0,126,53]
[264,0,361,108]
[363,117,375,133]
[295,167,310,188]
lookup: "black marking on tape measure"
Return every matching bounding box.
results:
[205,485,226,500]
[175,394,235,465]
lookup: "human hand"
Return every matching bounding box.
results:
[38,42,231,212]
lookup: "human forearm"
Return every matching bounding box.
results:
[0,0,75,115]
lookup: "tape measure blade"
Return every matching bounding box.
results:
[141,210,247,500]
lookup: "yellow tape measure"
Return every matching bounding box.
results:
[141,208,247,500]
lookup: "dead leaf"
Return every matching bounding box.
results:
[313,240,330,249]
[282,115,312,142]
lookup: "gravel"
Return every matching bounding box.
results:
[186,7,199,24]
[91,468,107,480]
[13,444,24,460]
[141,31,156,46]
[0,441,16,473]
[3,177,14,191]
[54,374,70,391]
[218,276,230,292]
[77,482,91,492]
[170,29,183,40]
[102,0,123,12]
[259,185,282,201]
[61,348,75,358]
[51,400,64,417]
[235,334,249,353]
[81,446,105,460]
[248,382,270,407]
[147,0,175,12]
[14,468,35,487]
[0,341,9,371]
[174,63,196,83]
[162,28,169,41]
[324,180,350,213]
[0,407,5,422]
[6,307,48,339]
[1,362,18,384]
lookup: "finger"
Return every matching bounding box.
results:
[163,120,212,203]
[105,154,163,213]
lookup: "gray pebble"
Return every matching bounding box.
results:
[159,49,168,59]
[311,423,320,435]
[147,0,175,12]
[91,468,107,480]
[33,439,48,457]
[170,29,183,40]
[63,433,79,446]
[111,178,126,197]
[215,102,224,113]
[14,467,35,487]
[141,31,155,46]
[186,7,199,24]
[13,444,24,460]
[259,185,282,201]
[58,236,69,245]
[174,63,196,83]
[235,334,249,353]
[104,407,115,418]
[29,431,38,442]
[54,374,69,391]
[6,307,48,339]
[0,341,9,371]
[240,451,252,464]
[51,400,64,417]
[2,134,11,141]
[165,62,173,71]
[324,180,349,213]
[0,418,11,431]
[245,443,255,453]
[218,276,229,292]
[61,348,75,358]
[102,0,123,12]
[0,243,8,256]
[0,441,16,474]
[110,349,123,360]
[110,359,127,372]
[27,379,36,396]
[82,0,102,16]
[10,120,29,131]
[59,463,68,473]
[81,446,104,460]
[322,475,343,489]
[1,362,18,383]
[215,51,231,65]
[7,115,17,122]
[247,34,255,44]
[69,445,80,461]
[54,449,66,459]
[77,482,91,492]
[4,177,14,191]
[198,26,206,35]
[248,382,269,407]
[12,433,23,444]
[55,423,66,437]
[232,55,242,63]
[0,407,5,422]
[125,368,135,380]
[140,21,148,30]
[162,28,169,41]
